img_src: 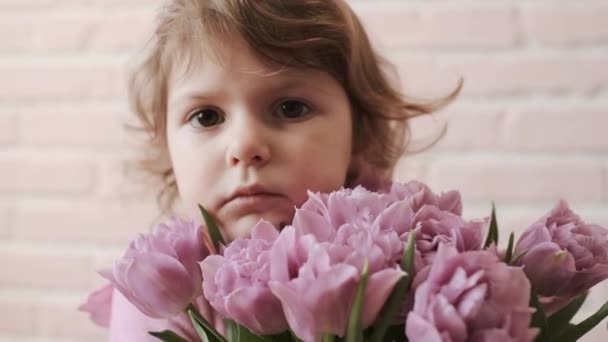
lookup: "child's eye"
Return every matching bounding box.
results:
[187,108,225,128]
[274,100,311,120]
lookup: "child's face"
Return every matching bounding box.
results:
[166,36,353,240]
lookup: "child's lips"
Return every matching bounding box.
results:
[220,184,290,214]
[223,193,289,214]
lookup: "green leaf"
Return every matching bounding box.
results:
[189,310,211,342]
[224,320,238,341]
[374,323,406,342]
[547,291,589,339]
[224,320,278,342]
[346,260,369,342]
[529,289,548,342]
[483,202,499,249]
[188,305,227,342]
[382,324,407,342]
[321,335,335,342]
[238,325,276,342]
[149,330,190,342]
[510,248,529,265]
[369,231,416,342]
[403,230,416,275]
[554,299,608,342]
[504,232,515,264]
[199,204,225,252]
[267,331,298,342]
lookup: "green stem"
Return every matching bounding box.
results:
[186,303,227,342]
[322,335,335,342]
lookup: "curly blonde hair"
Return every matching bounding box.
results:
[127,0,461,213]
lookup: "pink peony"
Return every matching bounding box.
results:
[406,244,537,342]
[390,181,463,216]
[108,289,217,342]
[513,200,608,314]
[200,220,289,335]
[302,183,483,273]
[390,181,484,270]
[270,184,483,341]
[100,218,210,319]
[268,201,406,342]
[78,282,114,328]
[408,205,485,272]
[80,284,223,341]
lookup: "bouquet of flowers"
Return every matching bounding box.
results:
[81,181,608,342]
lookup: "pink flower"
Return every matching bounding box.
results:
[200,221,289,335]
[389,181,484,270]
[268,203,405,342]
[78,283,114,328]
[271,184,482,340]
[408,205,485,272]
[100,218,210,319]
[108,290,217,342]
[300,186,401,230]
[390,181,463,216]
[80,284,223,341]
[513,200,608,314]
[301,183,481,272]
[406,244,537,342]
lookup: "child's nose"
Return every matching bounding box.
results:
[225,120,271,168]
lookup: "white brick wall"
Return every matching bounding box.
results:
[0,0,606,341]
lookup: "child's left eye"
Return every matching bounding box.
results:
[274,100,311,119]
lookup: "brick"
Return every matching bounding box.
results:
[0,293,106,340]
[0,295,37,336]
[504,108,608,151]
[0,14,33,52]
[37,295,107,340]
[0,113,18,145]
[94,249,124,274]
[0,246,96,291]
[0,59,127,103]
[96,156,159,200]
[356,3,519,49]
[15,200,159,245]
[449,53,608,97]
[394,52,608,98]
[393,157,427,184]
[407,108,504,151]
[0,158,96,196]
[0,9,154,53]
[19,106,129,148]
[0,204,15,239]
[427,158,603,203]
[0,0,159,7]
[522,4,608,46]
[390,55,456,99]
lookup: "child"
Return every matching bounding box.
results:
[81,0,459,340]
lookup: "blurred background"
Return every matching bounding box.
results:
[0,0,606,341]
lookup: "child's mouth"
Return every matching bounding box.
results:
[224,193,286,213]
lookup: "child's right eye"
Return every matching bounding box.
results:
[187,108,225,128]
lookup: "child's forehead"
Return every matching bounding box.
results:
[168,33,292,80]
[166,34,338,94]
[167,62,341,109]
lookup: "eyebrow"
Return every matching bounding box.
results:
[169,75,332,109]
